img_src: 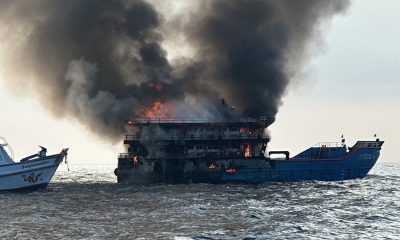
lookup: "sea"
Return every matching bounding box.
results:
[0,164,399,240]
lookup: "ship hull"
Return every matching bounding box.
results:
[116,146,380,184]
[0,155,63,191]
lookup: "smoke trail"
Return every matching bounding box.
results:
[0,0,349,141]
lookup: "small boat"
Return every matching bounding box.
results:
[0,137,68,191]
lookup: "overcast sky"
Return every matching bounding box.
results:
[269,0,400,163]
[0,0,398,165]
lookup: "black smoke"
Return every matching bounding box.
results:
[179,0,350,122]
[0,0,349,141]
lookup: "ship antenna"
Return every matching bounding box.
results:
[374,133,379,142]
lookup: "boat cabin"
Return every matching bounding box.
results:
[120,117,270,161]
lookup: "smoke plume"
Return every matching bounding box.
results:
[0,0,349,141]
[177,0,349,122]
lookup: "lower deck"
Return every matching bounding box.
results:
[116,146,381,184]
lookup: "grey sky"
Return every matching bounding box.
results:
[269,0,400,163]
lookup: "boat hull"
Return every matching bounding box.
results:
[0,154,63,191]
[116,146,381,184]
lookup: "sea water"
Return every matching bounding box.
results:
[0,164,399,239]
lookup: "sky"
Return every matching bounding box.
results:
[0,0,399,165]
[268,0,400,163]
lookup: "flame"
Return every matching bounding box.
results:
[132,155,139,165]
[240,127,249,134]
[135,81,172,118]
[144,101,162,118]
[138,100,175,118]
[244,144,251,158]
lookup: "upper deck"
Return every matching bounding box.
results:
[125,117,269,144]
[128,116,269,127]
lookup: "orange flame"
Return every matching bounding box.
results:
[244,144,251,158]
[144,101,162,118]
[137,100,175,118]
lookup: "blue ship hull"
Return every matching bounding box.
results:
[220,149,379,183]
[116,140,383,184]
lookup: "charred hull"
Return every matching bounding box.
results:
[115,118,383,184]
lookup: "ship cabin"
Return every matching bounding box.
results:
[119,117,269,165]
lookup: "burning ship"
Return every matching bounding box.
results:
[0,1,358,184]
[114,116,383,184]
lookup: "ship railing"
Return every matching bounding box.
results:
[259,116,269,122]
[0,136,14,160]
[124,134,267,141]
[128,117,268,124]
[119,153,159,158]
[118,153,130,159]
[125,135,141,141]
[315,142,344,148]
[356,141,381,148]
